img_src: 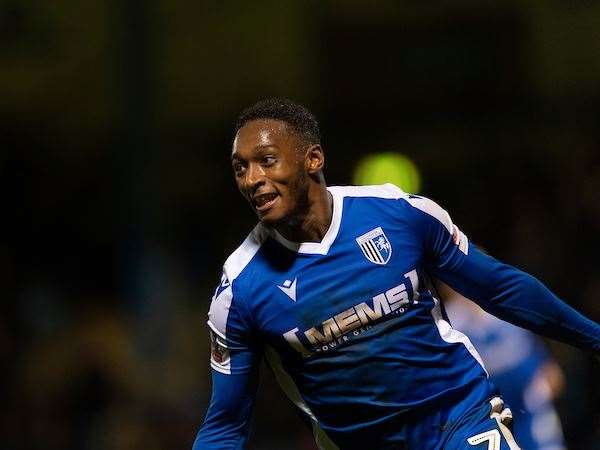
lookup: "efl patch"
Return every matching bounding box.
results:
[452,224,469,255]
[356,227,392,265]
[209,329,230,367]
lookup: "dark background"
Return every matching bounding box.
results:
[2,1,599,449]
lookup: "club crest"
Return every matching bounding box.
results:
[356,227,392,265]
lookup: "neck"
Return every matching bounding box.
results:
[275,185,333,243]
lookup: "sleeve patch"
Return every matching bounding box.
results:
[452,225,469,255]
[210,328,231,374]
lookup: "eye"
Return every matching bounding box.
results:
[232,161,246,176]
[262,156,277,166]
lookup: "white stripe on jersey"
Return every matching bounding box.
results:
[328,183,406,200]
[208,286,233,339]
[430,297,488,375]
[405,195,454,235]
[425,276,488,375]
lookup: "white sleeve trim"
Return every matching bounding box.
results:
[208,285,234,337]
[405,196,453,234]
[210,361,232,374]
[207,319,227,341]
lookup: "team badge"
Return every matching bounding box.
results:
[356,227,392,265]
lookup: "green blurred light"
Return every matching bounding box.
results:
[353,152,422,193]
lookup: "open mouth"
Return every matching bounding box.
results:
[253,192,279,212]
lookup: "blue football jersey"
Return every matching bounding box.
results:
[195,184,600,450]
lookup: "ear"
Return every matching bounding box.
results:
[305,144,325,174]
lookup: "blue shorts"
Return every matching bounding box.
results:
[441,397,521,450]
[354,394,521,449]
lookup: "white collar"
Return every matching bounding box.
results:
[268,187,343,255]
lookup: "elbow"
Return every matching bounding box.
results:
[484,265,542,313]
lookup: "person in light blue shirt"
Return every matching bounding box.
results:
[445,289,567,450]
[193,98,600,450]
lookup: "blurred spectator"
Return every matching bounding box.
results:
[444,284,567,450]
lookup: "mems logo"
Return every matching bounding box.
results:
[283,270,419,357]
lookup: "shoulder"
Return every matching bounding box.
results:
[222,224,269,282]
[208,224,269,335]
[400,194,469,254]
[331,184,466,247]
[329,184,451,229]
[328,183,407,200]
[400,194,454,234]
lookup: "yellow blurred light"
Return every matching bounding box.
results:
[353,152,421,193]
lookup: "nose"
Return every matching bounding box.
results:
[243,162,265,192]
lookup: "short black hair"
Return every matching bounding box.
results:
[235,98,321,146]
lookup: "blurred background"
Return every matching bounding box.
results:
[2,1,600,449]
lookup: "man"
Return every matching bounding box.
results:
[194,99,599,449]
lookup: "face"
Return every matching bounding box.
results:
[231,119,312,227]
